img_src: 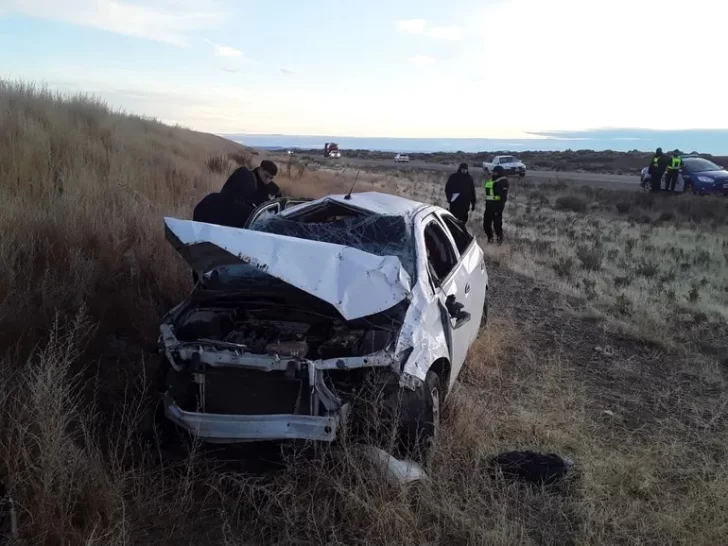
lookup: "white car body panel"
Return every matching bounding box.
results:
[164,217,412,322]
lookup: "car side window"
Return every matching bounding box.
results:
[440,213,473,255]
[423,220,458,284]
[247,201,281,227]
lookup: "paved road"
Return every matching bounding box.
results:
[268,152,643,191]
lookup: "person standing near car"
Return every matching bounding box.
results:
[666,150,682,192]
[648,147,668,192]
[445,162,476,223]
[483,165,509,244]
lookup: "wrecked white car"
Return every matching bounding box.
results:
[158,191,489,457]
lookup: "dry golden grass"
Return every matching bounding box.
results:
[2,80,727,545]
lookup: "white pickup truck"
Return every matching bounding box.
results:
[482,155,527,177]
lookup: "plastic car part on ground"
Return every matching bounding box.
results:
[489,450,575,485]
[354,445,428,486]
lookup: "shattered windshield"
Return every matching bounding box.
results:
[251,213,416,280]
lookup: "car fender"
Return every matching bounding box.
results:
[396,285,451,387]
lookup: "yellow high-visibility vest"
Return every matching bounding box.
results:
[484,179,501,201]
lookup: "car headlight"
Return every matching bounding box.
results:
[697,176,714,183]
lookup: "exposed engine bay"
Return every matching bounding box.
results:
[172,304,398,361]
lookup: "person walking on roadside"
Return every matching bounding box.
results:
[251,160,283,206]
[445,162,476,223]
[648,147,668,192]
[483,165,509,244]
[666,150,682,192]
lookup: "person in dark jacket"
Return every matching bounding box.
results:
[648,147,668,192]
[193,166,258,228]
[251,160,282,206]
[190,166,259,284]
[483,165,509,244]
[445,163,476,223]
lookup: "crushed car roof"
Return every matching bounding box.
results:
[279,191,429,219]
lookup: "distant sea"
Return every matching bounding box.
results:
[222,128,728,155]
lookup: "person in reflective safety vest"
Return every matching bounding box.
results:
[666,150,682,192]
[648,147,667,192]
[483,165,509,244]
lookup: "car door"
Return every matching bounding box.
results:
[421,214,472,385]
[437,211,486,346]
[244,199,282,228]
[243,197,312,228]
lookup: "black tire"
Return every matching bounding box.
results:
[480,294,489,329]
[396,370,441,463]
[519,172,526,178]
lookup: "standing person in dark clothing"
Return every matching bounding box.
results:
[666,150,682,192]
[648,147,668,192]
[445,163,476,223]
[483,165,509,244]
[251,160,283,206]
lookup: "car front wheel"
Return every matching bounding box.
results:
[480,294,488,328]
[396,369,442,463]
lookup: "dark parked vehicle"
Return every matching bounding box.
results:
[640,156,728,195]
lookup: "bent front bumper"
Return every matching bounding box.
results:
[163,393,345,443]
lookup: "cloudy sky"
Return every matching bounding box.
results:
[0,0,724,138]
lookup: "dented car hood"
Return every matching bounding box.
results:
[164,217,412,321]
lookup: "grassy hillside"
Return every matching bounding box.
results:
[1,80,726,545]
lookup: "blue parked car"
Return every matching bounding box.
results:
[640,156,728,195]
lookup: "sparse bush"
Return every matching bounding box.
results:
[657,211,676,223]
[636,259,659,278]
[689,285,700,303]
[614,293,632,316]
[554,194,588,213]
[576,243,604,271]
[553,257,575,278]
[616,202,631,214]
[206,154,230,174]
[228,150,253,168]
[633,192,654,209]
[582,278,597,300]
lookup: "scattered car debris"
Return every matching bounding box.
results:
[355,445,428,487]
[489,450,575,486]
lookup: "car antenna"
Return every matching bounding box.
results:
[344,171,360,200]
